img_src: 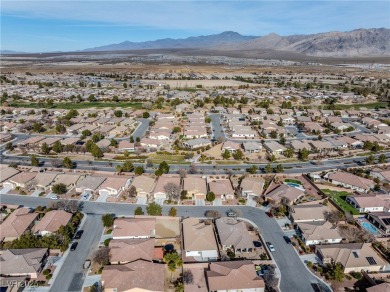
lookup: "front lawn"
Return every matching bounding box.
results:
[148,154,186,164]
[321,189,359,215]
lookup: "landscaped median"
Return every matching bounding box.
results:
[321,189,359,215]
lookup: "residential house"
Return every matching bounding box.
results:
[289,203,328,223]
[182,138,211,150]
[296,221,343,245]
[75,176,106,194]
[0,248,49,279]
[52,174,84,190]
[206,261,265,292]
[101,260,165,292]
[0,208,38,242]
[208,179,235,201]
[242,142,262,153]
[183,176,207,201]
[264,184,305,205]
[112,218,156,239]
[182,218,219,261]
[98,177,131,198]
[117,141,135,153]
[152,174,181,203]
[366,212,390,236]
[0,167,20,184]
[240,176,265,199]
[108,238,155,264]
[32,210,72,236]
[370,168,390,183]
[3,172,37,189]
[263,141,286,156]
[130,175,156,200]
[326,171,375,193]
[346,195,390,213]
[33,172,59,191]
[222,141,241,154]
[315,243,388,273]
[215,218,255,253]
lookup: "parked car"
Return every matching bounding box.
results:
[265,211,273,218]
[83,259,91,269]
[70,242,78,251]
[266,242,275,252]
[74,230,84,239]
[50,195,59,200]
[283,236,292,244]
[227,210,237,217]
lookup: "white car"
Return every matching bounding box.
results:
[266,242,275,252]
[50,195,59,200]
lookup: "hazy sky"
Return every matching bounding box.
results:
[1,0,389,52]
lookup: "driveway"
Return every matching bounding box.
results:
[195,199,205,206]
[136,197,147,204]
[155,198,165,205]
[213,199,222,206]
[0,186,11,194]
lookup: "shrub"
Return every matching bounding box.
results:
[45,274,52,280]
[104,238,111,247]
[43,269,51,275]
[306,261,313,268]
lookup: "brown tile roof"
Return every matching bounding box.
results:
[290,204,328,222]
[32,210,72,234]
[208,180,234,196]
[0,167,20,183]
[113,218,156,238]
[265,184,305,203]
[0,248,48,276]
[0,208,38,241]
[328,172,374,190]
[102,260,165,292]
[215,218,254,250]
[109,238,155,263]
[207,261,265,291]
[297,221,342,242]
[182,218,218,252]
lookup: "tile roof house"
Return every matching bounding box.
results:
[3,172,37,189]
[112,218,156,240]
[222,141,241,153]
[102,260,165,292]
[98,176,131,198]
[0,208,38,242]
[240,176,265,198]
[289,203,328,223]
[117,140,135,153]
[366,283,390,292]
[346,195,390,213]
[32,210,72,236]
[183,176,207,200]
[130,175,156,199]
[242,141,262,153]
[296,221,343,245]
[206,261,265,292]
[265,184,305,205]
[0,167,20,183]
[215,218,255,253]
[315,243,388,273]
[75,176,106,194]
[366,212,390,236]
[33,172,59,190]
[263,141,286,155]
[326,171,375,193]
[208,179,235,201]
[182,218,219,261]
[370,168,390,183]
[109,238,155,264]
[0,248,49,279]
[53,173,85,189]
[152,174,181,202]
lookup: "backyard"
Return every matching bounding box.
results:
[321,189,359,215]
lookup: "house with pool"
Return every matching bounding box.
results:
[366,212,390,236]
[345,195,390,213]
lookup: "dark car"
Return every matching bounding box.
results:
[265,211,273,218]
[70,242,78,251]
[74,230,84,239]
[283,236,292,244]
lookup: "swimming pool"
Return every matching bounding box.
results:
[360,221,381,236]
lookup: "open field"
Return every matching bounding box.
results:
[334,102,388,110]
[10,101,144,109]
[148,154,186,164]
[321,189,359,215]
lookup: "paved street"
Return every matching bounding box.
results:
[0,195,331,292]
[50,214,103,292]
[129,118,150,140]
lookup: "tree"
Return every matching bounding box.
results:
[206,191,215,202]
[365,154,375,164]
[284,148,294,158]
[279,136,286,145]
[101,214,114,227]
[134,207,144,215]
[325,262,344,281]
[31,155,40,167]
[183,269,194,284]
[52,183,67,195]
[298,148,309,160]
[378,154,387,163]
[128,185,137,198]
[114,110,123,117]
[110,139,118,147]
[157,161,170,174]
[168,207,177,217]
[52,141,63,153]
[63,157,74,169]
[275,164,284,173]
[323,210,344,226]
[268,154,276,162]
[172,126,181,133]
[90,144,103,158]
[121,161,134,172]
[247,165,258,174]
[5,142,14,151]
[142,112,150,118]
[232,149,243,160]
[134,166,144,175]
[146,202,162,216]
[178,169,187,178]
[41,142,50,155]
[222,149,231,160]
[269,130,278,139]
[264,164,273,173]
[81,129,92,138]
[92,247,110,269]
[164,183,181,201]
